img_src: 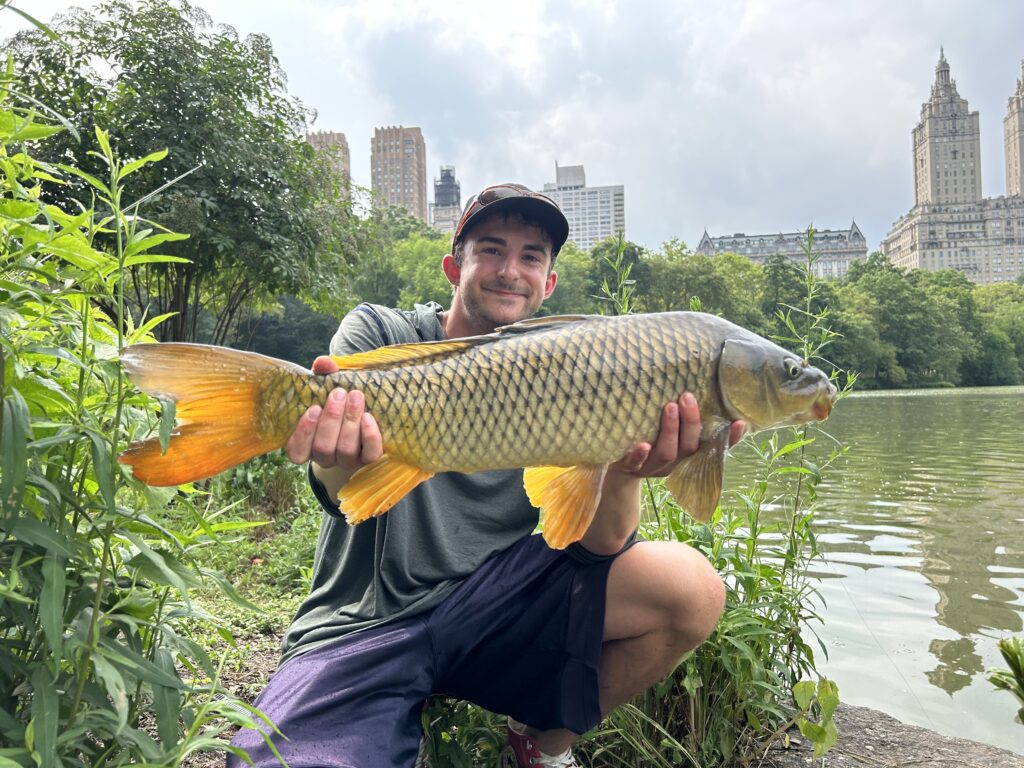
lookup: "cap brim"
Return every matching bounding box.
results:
[456,196,569,252]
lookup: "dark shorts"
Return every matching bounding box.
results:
[227,534,624,768]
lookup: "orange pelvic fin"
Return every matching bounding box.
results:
[338,454,434,524]
[118,343,298,486]
[523,464,608,550]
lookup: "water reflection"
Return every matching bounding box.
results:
[724,386,1024,753]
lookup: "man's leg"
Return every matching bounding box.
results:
[524,540,725,755]
[226,617,436,768]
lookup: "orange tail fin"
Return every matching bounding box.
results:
[118,343,303,486]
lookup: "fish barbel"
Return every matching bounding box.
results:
[118,312,837,548]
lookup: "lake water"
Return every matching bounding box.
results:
[725,386,1024,755]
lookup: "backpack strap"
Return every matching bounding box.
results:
[353,303,392,346]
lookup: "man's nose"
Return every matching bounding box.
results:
[498,257,518,277]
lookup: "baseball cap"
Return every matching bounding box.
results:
[453,183,570,254]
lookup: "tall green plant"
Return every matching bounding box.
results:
[0,66,278,765]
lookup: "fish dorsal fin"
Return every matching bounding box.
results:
[524,463,608,549]
[494,314,600,336]
[330,339,478,371]
[330,315,601,370]
[665,424,730,523]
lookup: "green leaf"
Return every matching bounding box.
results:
[92,654,129,734]
[152,648,181,747]
[793,680,815,711]
[124,533,200,592]
[118,149,168,180]
[813,719,839,758]
[797,718,826,742]
[128,312,177,344]
[29,668,57,768]
[94,126,113,163]
[158,399,176,453]
[96,636,183,689]
[40,555,66,657]
[87,430,117,514]
[55,163,111,197]
[817,677,839,720]
[1,391,30,516]
[0,199,39,220]
[8,516,73,558]
[0,111,63,142]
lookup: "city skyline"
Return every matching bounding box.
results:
[15,1,1024,253]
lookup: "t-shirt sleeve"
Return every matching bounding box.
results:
[330,307,386,356]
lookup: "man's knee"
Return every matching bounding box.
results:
[606,541,725,650]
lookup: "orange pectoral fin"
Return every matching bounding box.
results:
[523,464,608,550]
[665,425,729,522]
[338,455,434,525]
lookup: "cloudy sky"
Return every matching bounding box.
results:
[12,0,1024,251]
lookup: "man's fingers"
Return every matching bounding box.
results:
[284,405,322,464]
[648,401,680,466]
[335,389,367,468]
[311,388,346,466]
[359,413,384,464]
[311,355,339,375]
[677,393,701,457]
[728,420,747,448]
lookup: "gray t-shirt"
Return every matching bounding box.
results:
[280,303,540,662]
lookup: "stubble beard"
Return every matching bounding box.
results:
[463,282,540,332]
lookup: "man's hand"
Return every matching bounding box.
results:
[610,392,746,478]
[284,356,383,482]
[582,393,746,554]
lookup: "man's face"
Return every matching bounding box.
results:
[446,214,558,331]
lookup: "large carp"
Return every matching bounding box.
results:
[118,312,837,548]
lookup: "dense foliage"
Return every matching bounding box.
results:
[9,0,358,345]
[0,55,279,765]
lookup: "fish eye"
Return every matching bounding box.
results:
[785,360,801,378]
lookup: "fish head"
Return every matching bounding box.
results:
[718,338,837,431]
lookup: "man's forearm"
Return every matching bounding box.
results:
[578,472,642,556]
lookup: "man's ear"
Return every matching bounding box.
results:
[543,269,557,299]
[442,254,460,287]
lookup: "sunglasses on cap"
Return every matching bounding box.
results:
[453,183,569,251]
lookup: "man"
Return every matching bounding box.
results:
[228,184,745,768]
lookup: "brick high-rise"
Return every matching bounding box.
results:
[371,126,427,222]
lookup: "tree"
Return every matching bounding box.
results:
[10,0,356,343]
[841,259,968,387]
[538,242,596,316]
[910,269,983,384]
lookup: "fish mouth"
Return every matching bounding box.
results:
[812,383,839,421]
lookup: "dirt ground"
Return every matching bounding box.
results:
[755,702,1024,768]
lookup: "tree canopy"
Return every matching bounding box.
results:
[10,0,356,343]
